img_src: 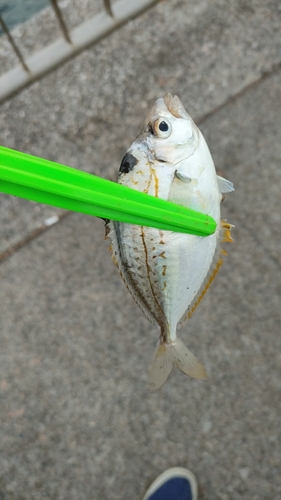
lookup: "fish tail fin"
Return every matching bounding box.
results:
[149,337,207,391]
[148,342,174,391]
[172,337,208,379]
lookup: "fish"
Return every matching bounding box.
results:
[106,93,234,390]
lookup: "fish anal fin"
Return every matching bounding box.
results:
[222,230,233,243]
[187,257,224,319]
[148,337,207,391]
[221,219,234,243]
[180,220,234,323]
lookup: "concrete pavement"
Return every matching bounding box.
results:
[0,1,280,499]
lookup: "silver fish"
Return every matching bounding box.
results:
[106,94,234,390]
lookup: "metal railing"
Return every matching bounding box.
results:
[0,0,159,105]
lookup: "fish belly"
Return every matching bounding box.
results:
[111,219,219,342]
[111,158,221,342]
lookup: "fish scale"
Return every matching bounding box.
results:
[107,93,234,390]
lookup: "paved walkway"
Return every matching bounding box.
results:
[0,1,280,499]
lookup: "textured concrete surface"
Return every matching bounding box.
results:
[0,0,105,74]
[0,1,281,499]
[1,0,281,254]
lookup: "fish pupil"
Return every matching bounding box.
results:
[159,121,169,132]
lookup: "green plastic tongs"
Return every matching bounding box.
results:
[0,145,216,237]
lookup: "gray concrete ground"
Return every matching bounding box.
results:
[0,1,280,499]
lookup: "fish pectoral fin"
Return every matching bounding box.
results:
[217,175,235,194]
[148,337,207,391]
[175,170,191,183]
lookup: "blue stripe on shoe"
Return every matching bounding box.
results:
[148,477,193,500]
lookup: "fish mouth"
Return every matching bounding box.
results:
[163,93,191,119]
[146,93,193,124]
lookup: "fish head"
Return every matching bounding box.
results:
[135,93,199,165]
[118,94,199,181]
[118,94,221,215]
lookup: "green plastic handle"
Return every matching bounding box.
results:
[0,145,217,236]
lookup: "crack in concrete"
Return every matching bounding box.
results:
[0,211,70,264]
[196,61,281,125]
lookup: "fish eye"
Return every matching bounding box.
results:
[153,118,172,138]
[159,121,168,132]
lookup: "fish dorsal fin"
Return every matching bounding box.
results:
[217,175,235,193]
